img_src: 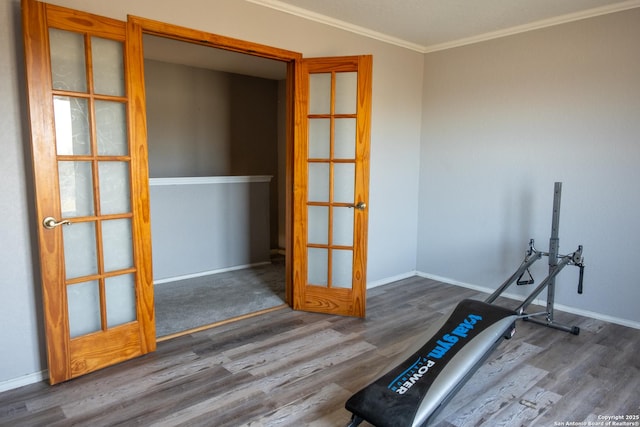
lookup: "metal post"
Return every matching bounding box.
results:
[546,182,562,323]
[517,182,581,335]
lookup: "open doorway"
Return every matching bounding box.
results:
[142,34,289,338]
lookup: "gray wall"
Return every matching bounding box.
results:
[417,9,640,325]
[145,59,233,178]
[150,178,271,281]
[145,60,279,179]
[145,59,281,248]
[0,0,47,387]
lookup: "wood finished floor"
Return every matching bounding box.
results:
[1,277,638,426]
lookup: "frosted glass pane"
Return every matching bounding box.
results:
[333,163,355,203]
[63,221,97,279]
[308,206,328,245]
[335,72,357,114]
[49,28,87,92]
[309,119,330,159]
[334,119,356,159]
[99,162,130,215]
[58,161,94,218]
[92,37,125,96]
[54,96,90,155]
[102,219,133,272]
[308,248,328,286]
[96,100,128,155]
[309,73,331,114]
[308,163,330,202]
[333,207,354,247]
[332,250,353,288]
[106,274,136,328]
[67,280,101,338]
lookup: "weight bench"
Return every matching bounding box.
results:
[345,183,585,426]
[346,299,518,427]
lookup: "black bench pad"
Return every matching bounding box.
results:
[345,299,517,427]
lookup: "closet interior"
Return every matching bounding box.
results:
[142,34,288,337]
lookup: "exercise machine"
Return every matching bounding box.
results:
[345,182,585,427]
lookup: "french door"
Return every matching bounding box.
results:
[292,56,372,317]
[22,0,372,384]
[22,0,153,384]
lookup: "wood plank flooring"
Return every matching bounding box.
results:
[0,277,638,426]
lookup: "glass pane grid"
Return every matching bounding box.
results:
[306,69,359,290]
[52,29,135,337]
[65,227,137,335]
[306,246,355,289]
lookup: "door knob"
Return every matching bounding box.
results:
[43,216,71,229]
[351,202,366,211]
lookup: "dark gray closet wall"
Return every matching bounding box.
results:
[144,59,283,276]
[144,59,279,179]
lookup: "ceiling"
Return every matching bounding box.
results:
[249,0,640,52]
[143,0,640,79]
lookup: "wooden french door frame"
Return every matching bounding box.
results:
[129,16,303,308]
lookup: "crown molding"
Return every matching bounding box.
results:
[423,0,640,53]
[247,0,640,54]
[244,0,425,52]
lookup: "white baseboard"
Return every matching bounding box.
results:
[367,270,417,289]
[153,261,271,285]
[0,370,48,393]
[547,301,640,330]
[417,271,640,330]
[416,272,538,304]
